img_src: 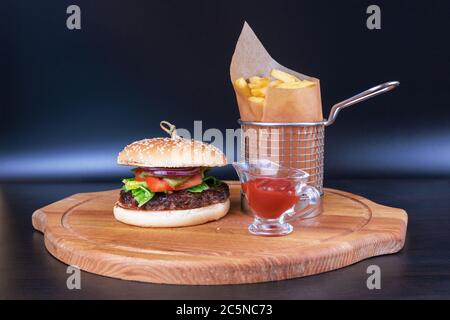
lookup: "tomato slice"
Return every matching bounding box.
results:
[173,174,203,190]
[145,176,173,192]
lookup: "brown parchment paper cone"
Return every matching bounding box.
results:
[230,22,323,122]
[232,23,324,193]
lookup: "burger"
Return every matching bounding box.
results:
[114,129,230,228]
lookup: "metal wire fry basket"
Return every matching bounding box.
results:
[238,81,400,198]
[239,121,326,194]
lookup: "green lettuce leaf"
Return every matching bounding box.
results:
[202,175,222,187]
[121,178,147,192]
[131,186,155,207]
[121,178,154,206]
[186,182,209,193]
[185,175,223,192]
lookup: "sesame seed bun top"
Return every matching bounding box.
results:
[117,137,227,168]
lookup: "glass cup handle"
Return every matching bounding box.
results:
[303,185,320,207]
[287,185,321,220]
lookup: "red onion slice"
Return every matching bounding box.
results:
[140,167,201,176]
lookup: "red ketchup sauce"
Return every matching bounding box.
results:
[242,178,299,219]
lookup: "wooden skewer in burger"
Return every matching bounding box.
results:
[114,121,230,227]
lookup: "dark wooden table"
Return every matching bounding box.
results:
[1,179,449,299]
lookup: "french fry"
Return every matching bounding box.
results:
[248,96,265,104]
[248,78,269,89]
[236,69,314,112]
[270,69,300,83]
[276,80,315,89]
[248,76,262,83]
[250,87,267,97]
[269,80,283,87]
[234,77,251,97]
[301,80,315,86]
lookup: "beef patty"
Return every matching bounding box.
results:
[118,183,230,211]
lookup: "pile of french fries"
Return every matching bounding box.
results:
[234,69,315,105]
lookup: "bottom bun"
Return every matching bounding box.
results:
[113,199,230,228]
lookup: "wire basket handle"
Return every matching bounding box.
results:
[325,81,400,126]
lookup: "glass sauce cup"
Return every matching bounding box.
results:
[233,160,320,236]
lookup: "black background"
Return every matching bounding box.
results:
[1,0,450,300]
[1,0,449,182]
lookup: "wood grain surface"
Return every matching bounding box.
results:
[32,181,407,285]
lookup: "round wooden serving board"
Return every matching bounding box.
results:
[32,182,407,285]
